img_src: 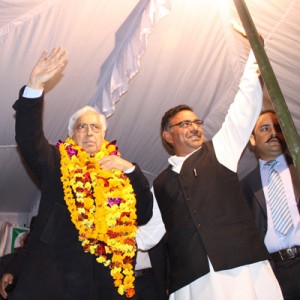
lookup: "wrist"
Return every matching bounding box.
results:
[27,78,44,91]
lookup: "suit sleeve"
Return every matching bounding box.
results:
[126,164,153,226]
[12,86,55,181]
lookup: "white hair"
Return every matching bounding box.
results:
[68,106,107,137]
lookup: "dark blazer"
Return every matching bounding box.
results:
[241,156,300,239]
[148,235,168,300]
[10,87,153,300]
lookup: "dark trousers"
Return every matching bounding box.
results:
[273,257,300,300]
[135,273,160,300]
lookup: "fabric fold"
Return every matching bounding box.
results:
[90,0,172,116]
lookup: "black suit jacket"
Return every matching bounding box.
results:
[10,87,153,300]
[241,156,300,239]
[148,235,168,300]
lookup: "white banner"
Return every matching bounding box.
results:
[0,221,29,257]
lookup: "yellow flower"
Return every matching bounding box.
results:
[114,279,123,287]
[96,256,106,263]
[124,274,135,287]
[59,138,137,298]
[84,197,94,209]
[118,285,125,296]
[111,267,122,276]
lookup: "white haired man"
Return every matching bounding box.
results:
[6,47,153,300]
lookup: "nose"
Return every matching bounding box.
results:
[270,125,278,135]
[191,122,199,131]
[86,125,93,136]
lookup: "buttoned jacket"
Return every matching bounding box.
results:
[241,156,300,238]
[9,87,153,300]
[153,141,269,293]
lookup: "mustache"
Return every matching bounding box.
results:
[265,134,280,143]
[189,131,202,138]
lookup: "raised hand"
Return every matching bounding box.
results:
[27,47,68,90]
[231,20,264,46]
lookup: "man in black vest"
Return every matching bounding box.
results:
[152,50,283,299]
[241,110,300,299]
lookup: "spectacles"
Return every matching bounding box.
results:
[168,119,204,129]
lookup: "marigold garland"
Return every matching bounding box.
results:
[58,137,137,298]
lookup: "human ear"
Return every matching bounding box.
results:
[162,130,173,145]
[249,134,256,147]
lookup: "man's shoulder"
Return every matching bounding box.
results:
[240,164,261,196]
[285,154,294,166]
[155,165,172,179]
[153,164,174,189]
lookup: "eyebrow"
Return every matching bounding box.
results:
[259,123,272,128]
[76,123,100,125]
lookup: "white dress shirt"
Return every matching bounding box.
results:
[259,154,300,253]
[135,194,166,270]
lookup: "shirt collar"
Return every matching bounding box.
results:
[168,147,201,172]
[259,153,287,170]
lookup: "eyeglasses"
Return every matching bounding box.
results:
[168,119,204,129]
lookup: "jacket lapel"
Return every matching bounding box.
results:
[249,166,268,216]
[289,163,300,212]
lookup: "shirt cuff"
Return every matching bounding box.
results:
[23,86,43,98]
[124,166,135,174]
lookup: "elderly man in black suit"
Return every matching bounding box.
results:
[3,47,153,300]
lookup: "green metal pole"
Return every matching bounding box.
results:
[233,0,300,179]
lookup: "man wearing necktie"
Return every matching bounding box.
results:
[241,110,300,299]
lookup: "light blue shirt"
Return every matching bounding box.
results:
[23,86,43,98]
[260,154,300,253]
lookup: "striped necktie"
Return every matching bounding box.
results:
[266,160,293,235]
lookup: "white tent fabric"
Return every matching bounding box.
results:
[0,0,299,227]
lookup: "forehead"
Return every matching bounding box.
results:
[171,110,198,122]
[75,111,101,124]
[255,113,278,128]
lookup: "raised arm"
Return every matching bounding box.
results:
[212,49,263,172]
[12,47,68,179]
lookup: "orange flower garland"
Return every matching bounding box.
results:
[58,137,137,298]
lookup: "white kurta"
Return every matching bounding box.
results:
[135,194,166,270]
[167,51,283,300]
